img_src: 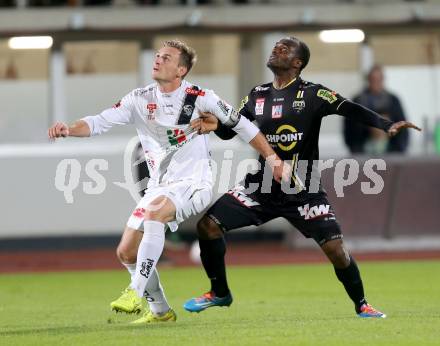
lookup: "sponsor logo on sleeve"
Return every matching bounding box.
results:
[238,95,249,112]
[255,98,265,116]
[217,100,230,117]
[317,89,338,104]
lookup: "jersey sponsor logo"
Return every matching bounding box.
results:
[254,86,270,91]
[272,104,283,118]
[140,258,155,279]
[293,99,305,112]
[298,203,333,220]
[146,103,157,120]
[228,185,260,207]
[317,89,338,104]
[217,100,230,117]
[255,98,265,115]
[167,129,187,146]
[185,87,205,96]
[113,100,121,109]
[266,125,303,151]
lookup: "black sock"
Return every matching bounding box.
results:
[334,255,367,312]
[199,237,230,297]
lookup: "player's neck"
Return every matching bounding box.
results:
[156,78,183,93]
[272,72,299,90]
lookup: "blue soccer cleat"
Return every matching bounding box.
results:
[357,303,386,318]
[183,291,233,313]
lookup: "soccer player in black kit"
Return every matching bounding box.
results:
[184,37,421,318]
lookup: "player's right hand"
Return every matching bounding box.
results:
[48,122,69,139]
[267,155,292,183]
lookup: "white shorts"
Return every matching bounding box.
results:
[126,180,212,232]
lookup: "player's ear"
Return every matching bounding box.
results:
[293,57,303,70]
[177,65,187,78]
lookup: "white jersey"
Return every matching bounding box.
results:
[82,80,259,188]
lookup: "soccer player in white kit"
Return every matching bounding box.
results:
[48,40,288,324]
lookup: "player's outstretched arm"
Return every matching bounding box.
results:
[337,100,421,135]
[48,120,91,140]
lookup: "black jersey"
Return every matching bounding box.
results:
[215,77,393,197]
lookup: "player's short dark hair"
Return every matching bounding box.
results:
[281,36,310,71]
[164,39,197,78]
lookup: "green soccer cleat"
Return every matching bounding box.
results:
[110,287,142,314]
[131,309,177,324]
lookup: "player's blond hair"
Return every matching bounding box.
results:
[164,39,197,78]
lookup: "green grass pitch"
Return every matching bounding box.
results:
[1,260,439,345]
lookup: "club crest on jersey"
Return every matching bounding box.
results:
[167,129,187,146]
[293,99,305,112]
[255,98,265,116]
[182,105,194,117]
[272,104,283,119]
[146,103,157,120]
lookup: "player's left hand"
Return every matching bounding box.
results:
[388,121,421,137]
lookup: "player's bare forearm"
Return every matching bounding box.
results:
[48,120,90,139]
[68,120,91,137]
[249,132,277,160]
[249,132,291,183]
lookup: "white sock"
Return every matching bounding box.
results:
[145,269,171,315]
[122,262,136,288]
[132,220,165,298]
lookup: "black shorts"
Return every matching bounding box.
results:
[206,184,342,246]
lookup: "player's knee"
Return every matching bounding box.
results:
[144,209,169,223]
[197,215,222,240]
[116,244,136,264]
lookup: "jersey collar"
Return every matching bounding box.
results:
[272,77,298,90]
